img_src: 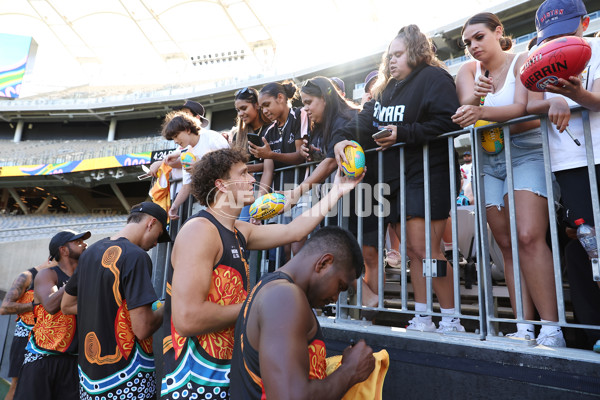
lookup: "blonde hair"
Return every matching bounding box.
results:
[371,25,444,100]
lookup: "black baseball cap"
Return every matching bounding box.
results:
[172,100,209,128]
[130,201,171,243]
[49,230,91,261]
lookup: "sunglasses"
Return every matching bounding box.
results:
[235,87,257,100]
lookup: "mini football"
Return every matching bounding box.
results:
[475,120,504,154]
[520,36,591,92]
[341,141,365,177]
[249,192,286,220]
[180,151,196,168]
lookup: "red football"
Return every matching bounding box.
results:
[520,36,591,92]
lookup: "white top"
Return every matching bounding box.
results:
[182,129,230,185]
[542,38,600,172]
[475,54,519,108]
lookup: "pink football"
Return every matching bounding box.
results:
[520,36,591,92]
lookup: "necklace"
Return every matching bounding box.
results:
[488,55,511,93]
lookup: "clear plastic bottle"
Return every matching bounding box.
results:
[575,218,598,259]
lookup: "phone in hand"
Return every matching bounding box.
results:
[247,133,264,146]
[372,129,392,140]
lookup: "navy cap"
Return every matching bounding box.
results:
[364,70,379,92]
[535,0,587,45]
[130,201,171,243]
[330,77,345,94]
[172,100,209,128]
[49,230,91,261]
[463,151,471,156]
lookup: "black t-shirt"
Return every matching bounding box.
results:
[262,107,304,190]
[65,237,158,399]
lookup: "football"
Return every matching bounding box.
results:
[475,120,504,154]
[520,36,591,92]
[249,192,286,220]
[341,141,366,177]
[180,151,196,168]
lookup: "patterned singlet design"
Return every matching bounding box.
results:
[161,210,249,400]
[14,267,38,338]
[230,271,327,400]
[25,266,77,363]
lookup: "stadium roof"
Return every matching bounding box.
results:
[1,0,511,97]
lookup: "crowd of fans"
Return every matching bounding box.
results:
[1,0,600,399]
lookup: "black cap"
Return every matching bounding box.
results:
[49,230,91,261]
[130,201,171,243]
[172,100,209,128]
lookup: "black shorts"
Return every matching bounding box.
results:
[555,165,600,228]
[8,335,28,378]
[14,354,78,400]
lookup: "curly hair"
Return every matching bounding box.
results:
[371,24,444,100]
[190,148,249,206]
[161,111,200,140]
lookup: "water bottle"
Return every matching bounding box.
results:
[575,218,598,259]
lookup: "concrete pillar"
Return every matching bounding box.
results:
[13,120,24,143]
[110,183,130,212]
[107,118,117,141]
[204,109,212,130]
[34,195,53,214]
[7,188,28,214]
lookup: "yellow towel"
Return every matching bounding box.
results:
[326,349,389,400]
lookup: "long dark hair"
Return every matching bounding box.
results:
[461,12,513,52]
[233,87,271,151]
[300,77,359,147]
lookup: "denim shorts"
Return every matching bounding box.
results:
[482,128,549,208]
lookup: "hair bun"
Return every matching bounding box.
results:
[500,37,513,51]
[283,82,297,98]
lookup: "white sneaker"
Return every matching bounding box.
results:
[406,316,437,332]
[536,330,566,347]
[506,329,536,340]
[436,318,466,333]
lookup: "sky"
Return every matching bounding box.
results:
[0,0,513,97]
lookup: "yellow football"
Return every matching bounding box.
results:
[340,141,365,177]
[475,120,504,155]
[180,151,197,168]
[249,193,286,221]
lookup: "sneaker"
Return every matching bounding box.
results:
[437,318,466,333]
[536,330,566,347]
[384,249,402,269]
[406,316,437,332]
[506,329,536,340]
[594,340,600,353]
[444,249,467,266]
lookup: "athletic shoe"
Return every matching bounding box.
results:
[536,330,566,347]
[506,329,536,340]
[436,318,466,333]
[384,249,401,268]
[593,340,600,353]
[406,316,437,332]
[444,249,467,266]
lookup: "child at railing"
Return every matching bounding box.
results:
[526,0,600,350]
[453,12,564,347]
[333,24,464,333]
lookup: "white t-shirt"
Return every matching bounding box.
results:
[182,129,230,185]
[543,37,600,172]
[461,162,472,191]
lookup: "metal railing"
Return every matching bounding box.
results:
[148,110,600,349]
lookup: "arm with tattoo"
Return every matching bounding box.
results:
[0,271,34,315]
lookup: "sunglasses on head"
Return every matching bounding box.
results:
[235,87,257,99]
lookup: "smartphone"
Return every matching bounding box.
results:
[247,133,263,146]
[372,129,392,140]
